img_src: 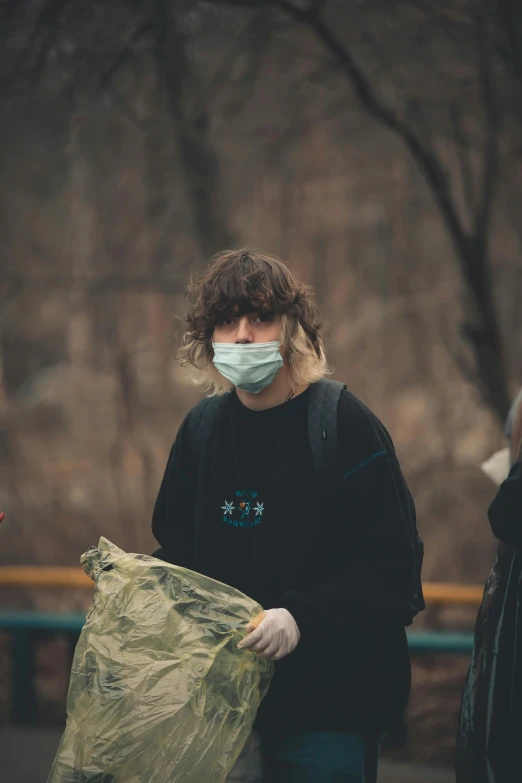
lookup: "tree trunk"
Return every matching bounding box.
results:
[158,2,237,259]
[459,238,511,422]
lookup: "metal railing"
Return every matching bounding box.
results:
[0,567,480,724]
[0,566,486,605]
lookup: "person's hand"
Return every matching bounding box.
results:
[0,512,4,524]
[245,611,265,633]
[237,608,300,661]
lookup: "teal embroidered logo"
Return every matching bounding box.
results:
[221,489,264,528]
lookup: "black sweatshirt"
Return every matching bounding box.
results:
[152,386,414,735]
[488,459,522,548]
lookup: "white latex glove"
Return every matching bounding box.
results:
[237,608,300,661]
[481,448,511,486]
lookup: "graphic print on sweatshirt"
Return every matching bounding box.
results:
[221,488,264,528]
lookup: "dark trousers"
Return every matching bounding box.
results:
[259,730,382,783]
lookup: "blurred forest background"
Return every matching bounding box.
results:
[1,0,522,765]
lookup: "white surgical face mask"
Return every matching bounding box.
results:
[212,341,284,394]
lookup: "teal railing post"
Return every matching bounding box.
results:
[11,628,38,724]
[1,612,86,724]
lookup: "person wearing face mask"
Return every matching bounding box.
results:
[456,389,522,783]
[151,249,422,783]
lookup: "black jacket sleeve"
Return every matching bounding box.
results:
[488,458,522,548]
[278,393,416,637]
[151,411,197,569]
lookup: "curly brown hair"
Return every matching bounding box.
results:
[177,249,330,394]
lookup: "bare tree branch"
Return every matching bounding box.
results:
[102,83,149,130]
[449,103,477,220]
[474,3,500,240]
[0,271,183,296]
[153,0,237,256]
[189,7,272,122]
[98,19,154,94]
[235,0,470,259]
[225,0,511,420]
[14,0,70,83]
[438,312,482,393]
[494,0,522,83]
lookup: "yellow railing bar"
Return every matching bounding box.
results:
[0,567,486,605]
[422,582,484,605]
[0,567,93,588]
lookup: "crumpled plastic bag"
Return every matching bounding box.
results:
[47,537,273,783]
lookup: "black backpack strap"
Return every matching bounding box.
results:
[187,394,229,474]
[309,379,425,624]
[189,382,346,485]
[307,378,347,488]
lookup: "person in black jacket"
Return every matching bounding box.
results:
[488,406,522,545]
[152,249,418,783]
[456,389,522,783]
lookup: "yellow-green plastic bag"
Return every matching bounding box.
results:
[47,538,273,783]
